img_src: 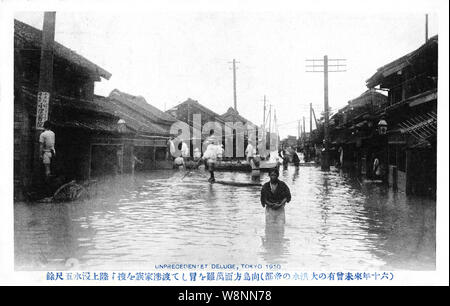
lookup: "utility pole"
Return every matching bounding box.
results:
[303,116,306,140]
[268,105,272,136]
[306,55,346,170]
[311,106,318,128]
[262,96,266,153]
[273,109,278,151]
[268,104,272,151]
[34,11,56,183]
[233,59,237,111]
[425,14,429,42]
[309,103,313,140]
[263,95,266,128]
[36,12,56,129]
[323,55,329,170]
[229,59,239,111]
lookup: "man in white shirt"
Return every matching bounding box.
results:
[167,136,176,159]
[245,141,255,167]
[173,140,189,169]
[39,120,55,177]
[180,140,189,158]
[203,130,218,182]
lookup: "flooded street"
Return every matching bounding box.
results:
[14,165,436,271]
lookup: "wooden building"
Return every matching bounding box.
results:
[92,89,177,174]
[329,89,389,172]
[365,35,438,197]
[219,107,259,159]
[166,98,228,156]
[14,19,112,199]
[14,19,175,200]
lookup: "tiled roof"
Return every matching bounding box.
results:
[167,98,226,123]
[20,86,171,136]
[93,95,171,136]
[108,89,177,124]
[220,107,256,126]
[366,35,438,88]
[14,19,111,80]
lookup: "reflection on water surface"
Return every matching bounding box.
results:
[15,166,436,271]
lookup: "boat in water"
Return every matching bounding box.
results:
[214,159,252,172]
[258,151,281,172]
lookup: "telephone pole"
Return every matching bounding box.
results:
[268,104,272,150]
[262,95,267,153]
[323,55,329,169]
[311,106,318,129]
[268,105,272,136]
[229,59,239,111]
[37,12,56,129]
[306,55,346,170]
[309,103,313,140]
[263,95,266,129]
[34,11,56,183]
[425,14,429,42]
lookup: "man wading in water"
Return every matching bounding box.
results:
[203,130,219,182]
[260,169,291,224]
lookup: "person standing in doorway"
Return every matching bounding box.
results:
[131,151,143,175]
[373,156,385,180]
[39,120,55,178]
[116,147,124,175]
[338,146,344,168]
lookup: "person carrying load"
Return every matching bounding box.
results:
[203,130,219,182]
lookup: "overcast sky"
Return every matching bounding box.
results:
[13,3,440,138]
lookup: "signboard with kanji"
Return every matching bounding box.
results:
[36,91,50,129]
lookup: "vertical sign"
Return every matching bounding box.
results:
[36,91,50,129]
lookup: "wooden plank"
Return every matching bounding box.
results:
[409,91,437,107]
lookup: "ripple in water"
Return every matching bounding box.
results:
[14,166,436,271]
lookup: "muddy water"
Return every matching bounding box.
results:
[14,165,436,271]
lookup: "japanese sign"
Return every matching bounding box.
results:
[36,91,50,129]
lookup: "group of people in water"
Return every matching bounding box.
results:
[170,129,266,183]
[170,130,224,182]
[168,130,292,222]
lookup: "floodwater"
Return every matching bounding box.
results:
[14,165,436,271]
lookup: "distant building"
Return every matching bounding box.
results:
[220,107,258,159]
[281,135,298,148]
[327,89,388,173]
[166,98,229,157]
[91,89,178,175]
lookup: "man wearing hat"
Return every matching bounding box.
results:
[260,169,291,223]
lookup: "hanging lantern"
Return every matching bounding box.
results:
[378,119,388,135]
[117,119,127,133]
